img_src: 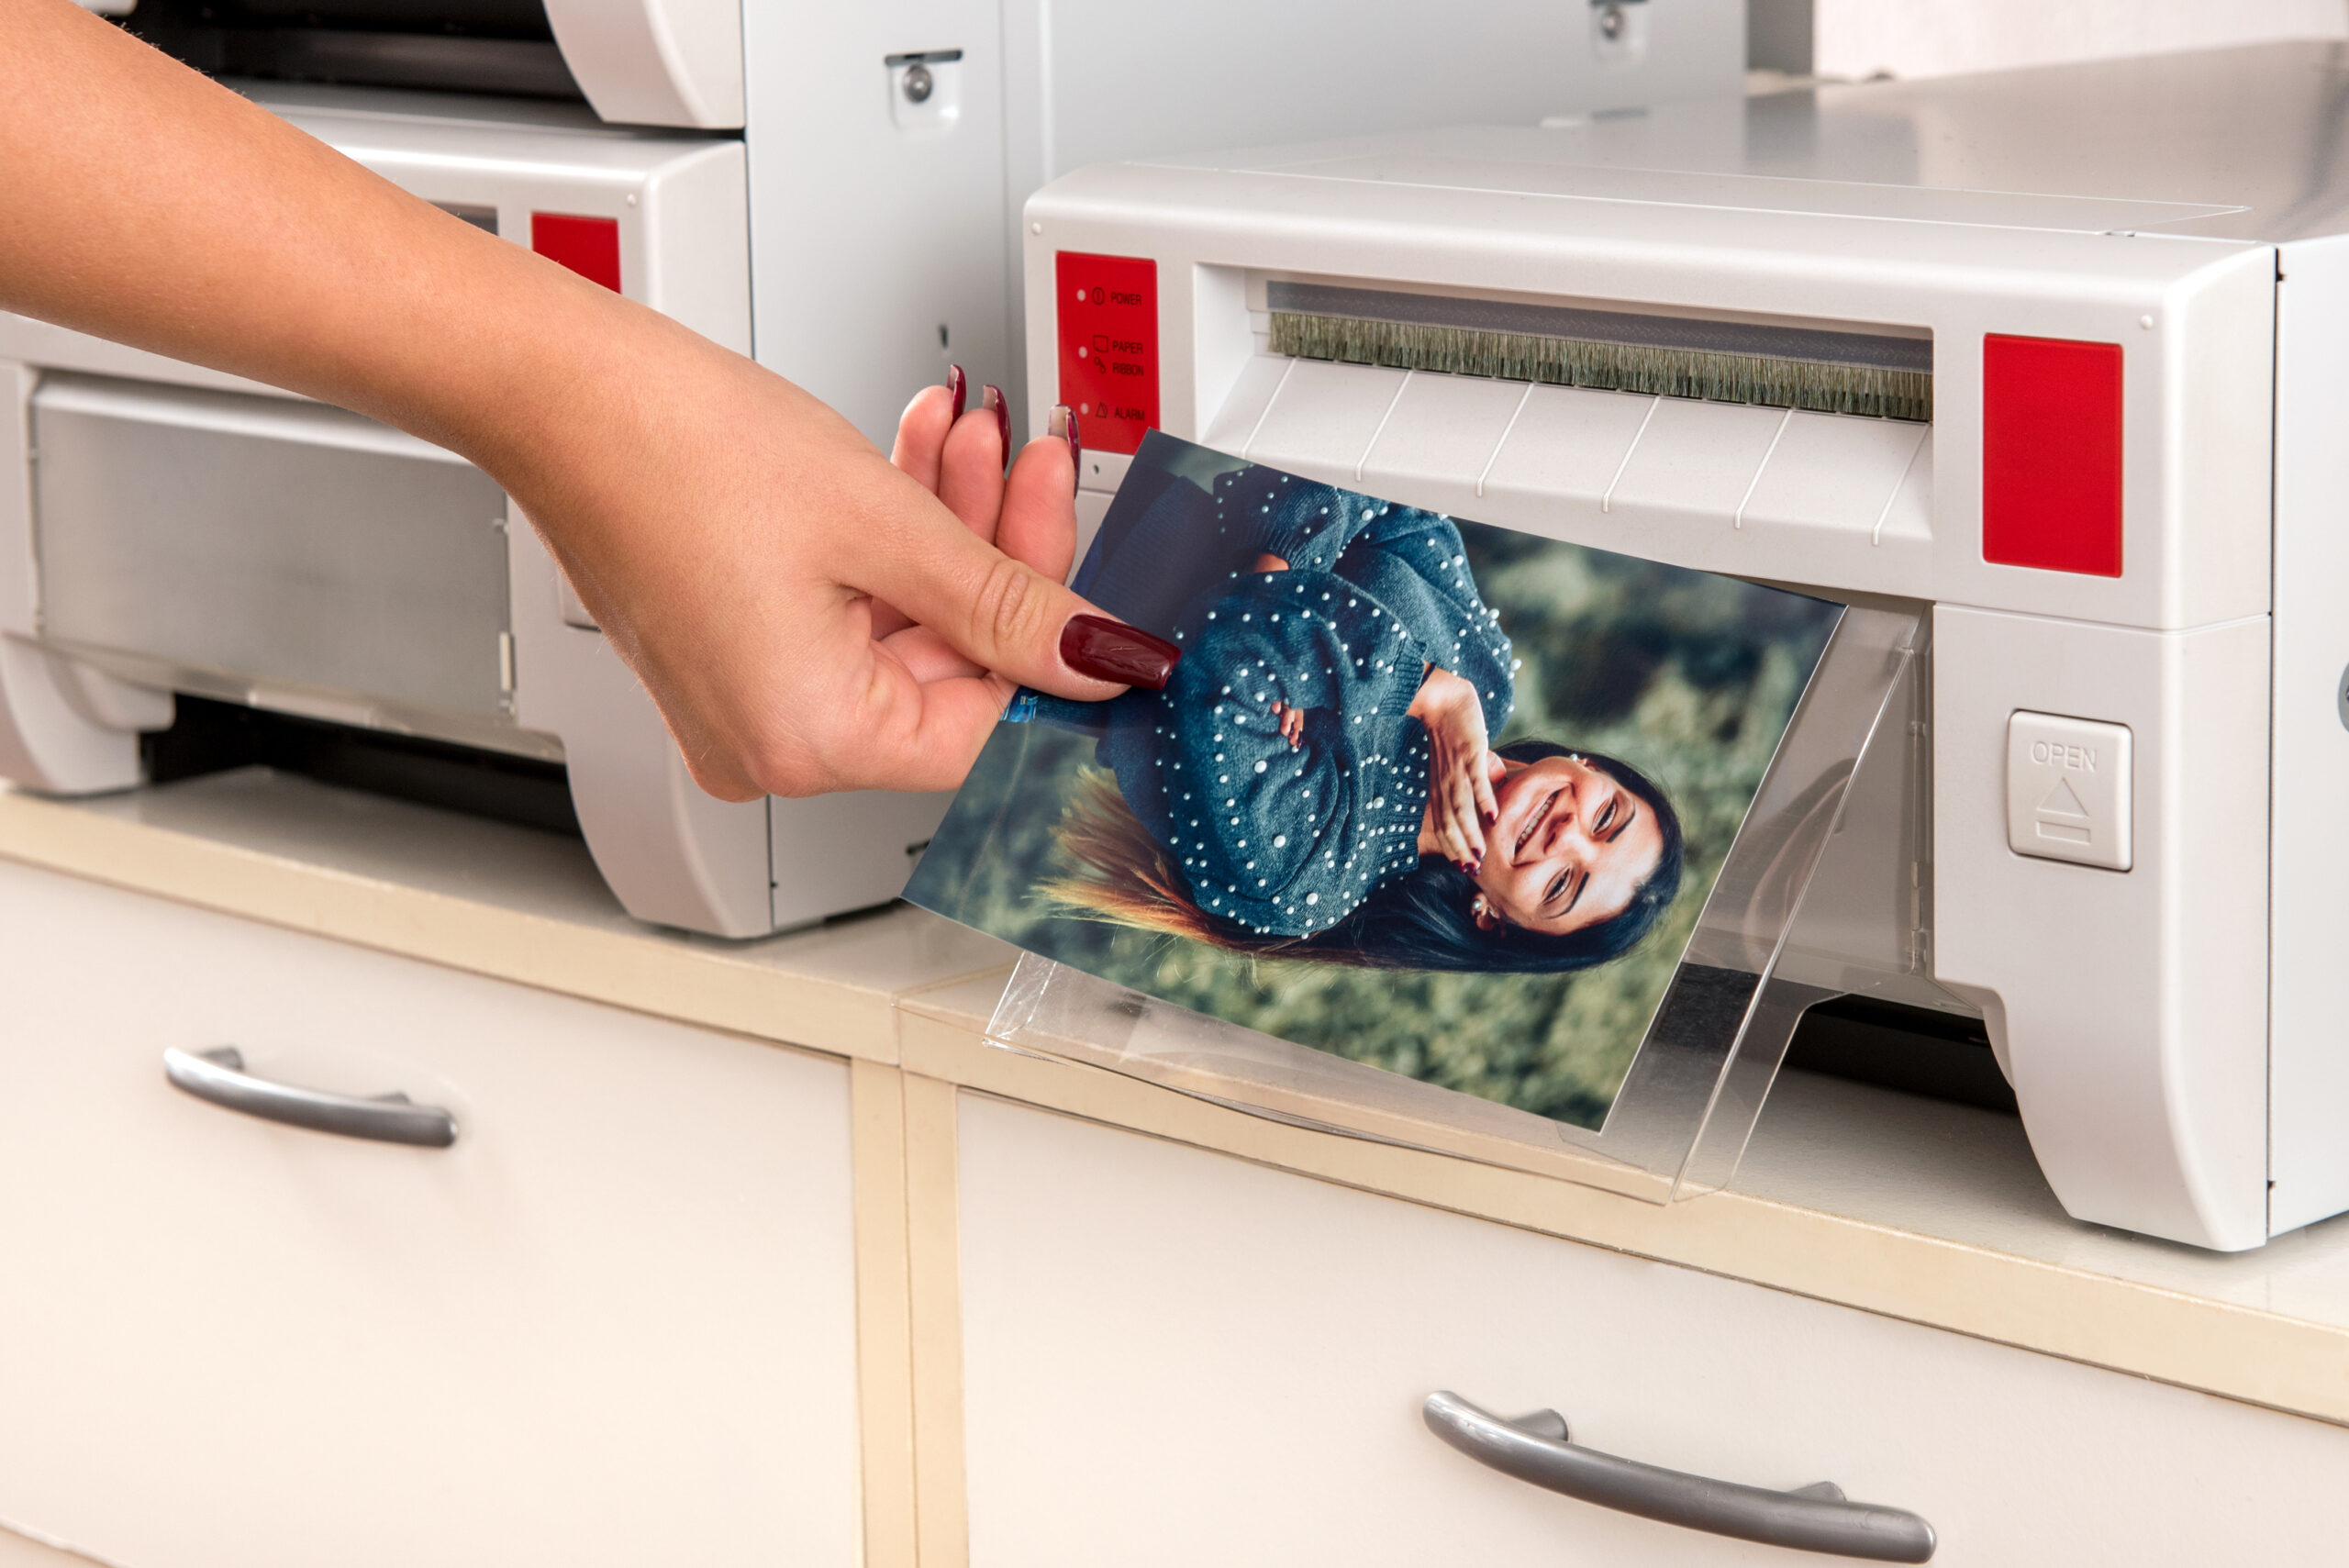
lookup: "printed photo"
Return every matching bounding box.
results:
[907,433,1841,1129]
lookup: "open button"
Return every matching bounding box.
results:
[2006,711,2132,871]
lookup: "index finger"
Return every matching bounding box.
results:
[1472,756,1500,823]
[1454,775,1487,860]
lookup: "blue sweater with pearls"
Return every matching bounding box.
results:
[1089,467,1515,940]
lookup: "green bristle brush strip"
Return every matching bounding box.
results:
[1266,283,1932,424]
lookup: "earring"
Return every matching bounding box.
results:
[1472,895,1492,921]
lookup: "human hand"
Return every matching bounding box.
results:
[878,374,1066,640]
[1267,698,1307,749]
[0,2,1179,803]
[505,344,1178,801]
[1408,666,1500,873]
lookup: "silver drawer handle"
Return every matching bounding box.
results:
[163,1047,458,1149]
[1424,1391,1935,1562]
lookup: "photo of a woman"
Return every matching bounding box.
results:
[908,433,1840,1129]
[1017,463,1686,973]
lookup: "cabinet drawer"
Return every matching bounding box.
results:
[955,1095,2349,1566]
[0,859,860,1568]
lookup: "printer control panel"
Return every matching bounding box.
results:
[1055,252,1159,455]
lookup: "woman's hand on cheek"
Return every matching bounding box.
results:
[1408,667,1495,872]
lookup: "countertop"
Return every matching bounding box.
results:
[3,766,2343,1425]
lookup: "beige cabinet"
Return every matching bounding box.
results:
[952,1093,2349,1567]
[4,775,2346,1568]
[0,859,863,1568]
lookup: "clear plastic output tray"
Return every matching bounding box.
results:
[985,605,1924,1204]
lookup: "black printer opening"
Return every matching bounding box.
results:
[120,0,584,102]
[1785,995,2017,1115]
[141,694,581,840]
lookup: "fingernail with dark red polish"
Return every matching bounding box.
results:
[948,364,967,418]
[984,385,1008,467]
[1050,404,1082,494]
[1061,615,1180,691]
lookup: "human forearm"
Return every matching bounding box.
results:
[0,1,583,443]
[0,0,1172,799]
[0,2,834,525]
[0,11,868,635]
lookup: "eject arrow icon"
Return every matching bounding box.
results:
[2037,777,2092,844]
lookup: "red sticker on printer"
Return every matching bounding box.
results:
[532,213,622,294]
[1982,333,2123,577]
[1057,252,1159,455]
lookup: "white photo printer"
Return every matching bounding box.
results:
[1021,42,2349,1251]
[0,0,1739,938]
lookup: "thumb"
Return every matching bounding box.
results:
[853,437,1178,698]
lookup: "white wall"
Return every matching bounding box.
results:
[1813,0,2345,81]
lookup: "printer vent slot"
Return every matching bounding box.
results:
[124,0,584,102]
[1267,283,1932,423]
[142,695,581,840]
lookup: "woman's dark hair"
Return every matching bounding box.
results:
[1296,740,1685,973]
[1046,740,1684,975]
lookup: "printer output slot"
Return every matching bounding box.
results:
[1197,340,1936,605]
[1265,282,1932,423]
[1783,996,2014,1116]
